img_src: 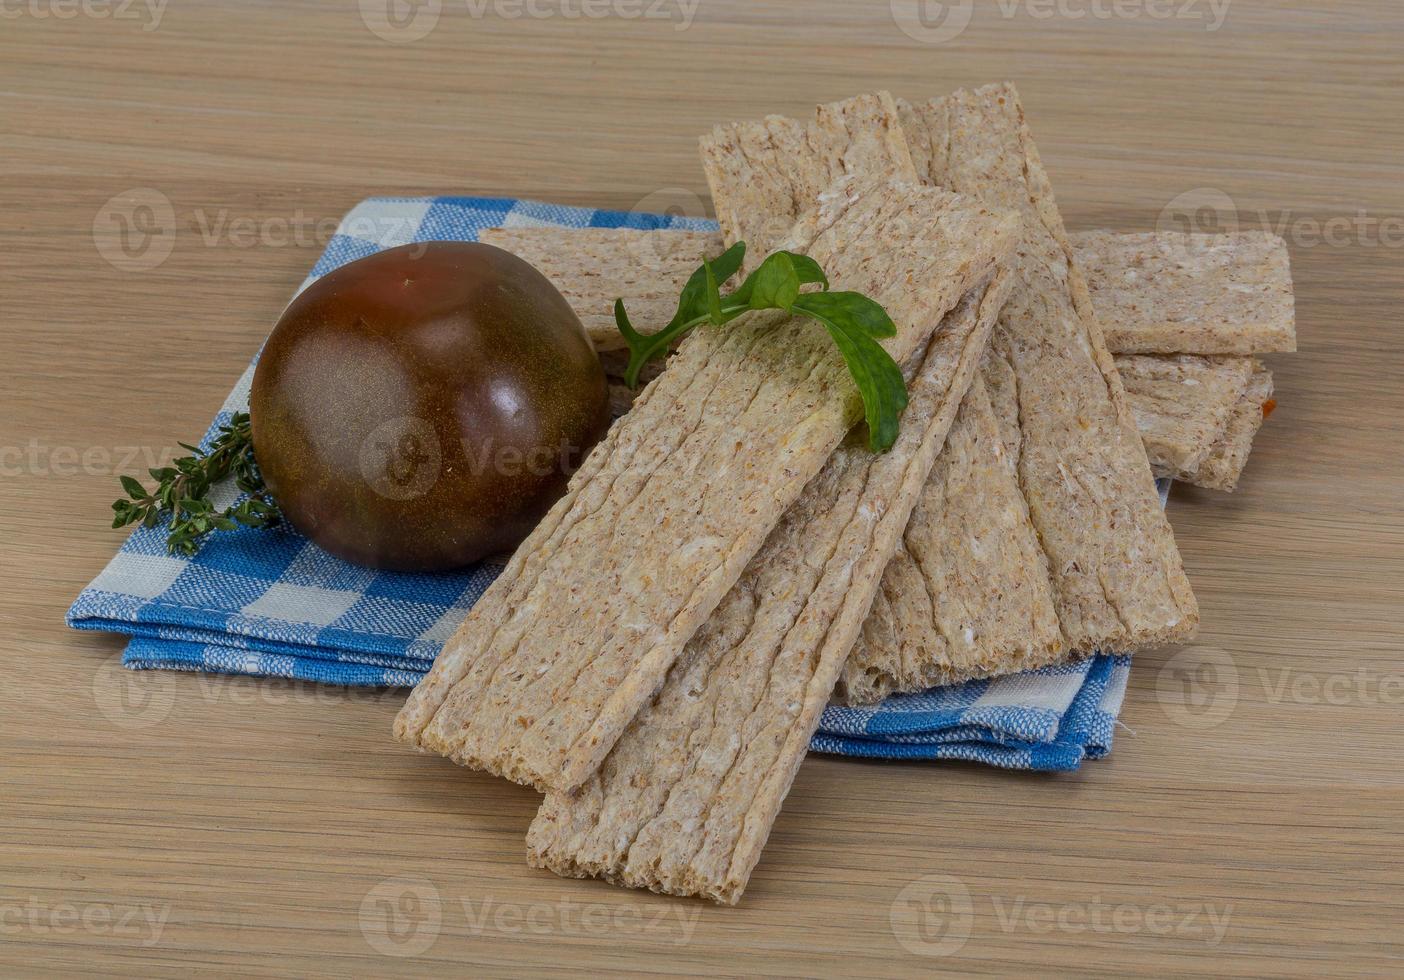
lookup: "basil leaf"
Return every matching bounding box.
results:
[791,292,909,452]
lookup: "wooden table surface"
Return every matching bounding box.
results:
[4,1,1402,975]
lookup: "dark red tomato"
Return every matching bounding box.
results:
[250,241,609,571]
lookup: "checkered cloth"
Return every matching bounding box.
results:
[68,195,1147,772]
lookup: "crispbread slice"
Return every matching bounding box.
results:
[1159,363,1274,491]
[699,90,918,262]
[478,228,726,352]
[529,268,1013,904]
[1072,230,1296,354]
[900,83,1198,653]
[394,177,1019,792]
[1115,353,1255,475]
[834,375,1063,704]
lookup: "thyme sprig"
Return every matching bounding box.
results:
[111,411,280,556]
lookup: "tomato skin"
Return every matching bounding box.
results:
[251,241,609,571]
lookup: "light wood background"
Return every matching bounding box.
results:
[3,1,1402,975]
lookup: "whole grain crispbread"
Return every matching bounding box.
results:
[1115,353,1255,476]
[834,375,1063,703]
[898,83,1198,654]
[699,91,918,263]
[478,228,726,352]
[1158,362,1274,491]
[529,269,1012,904]
[393,177,1019,792]
[1072,230,1296,354]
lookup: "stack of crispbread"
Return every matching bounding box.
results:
[397,82,1288,905]
[1071,229,1291,491]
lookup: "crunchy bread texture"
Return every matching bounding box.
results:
[394,177,1018,792]
[1116,353,1255,475]
[1072,230,1296,354]
[528,270,1012,904]
[1157,363,1274,491]
[699,91,918,262]
[899,83,1198,655]
[834,375,1063,704]
[479,228,726,352]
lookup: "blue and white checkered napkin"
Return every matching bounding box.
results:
[68,195,1140,772]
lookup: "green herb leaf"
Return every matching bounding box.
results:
[615,242,910,452]
[791,293,909,452]
[119,475,148,500]
[108,411,281,554]
[736,252,800,312]
[704,258,724,325]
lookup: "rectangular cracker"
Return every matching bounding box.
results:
[528,269,1014,904]
[899,83,1198,654]
[834,375,1063,704]
[1159,363,1274,491]
[478,228,726,352]
[699,90,918,261]
[393,177,1019,792]
[1071,230,1296,354]
[1115,353,1255,476]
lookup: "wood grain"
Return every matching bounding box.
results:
[2,1,1402,975]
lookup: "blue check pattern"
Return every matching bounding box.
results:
[68,195,1151,772]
